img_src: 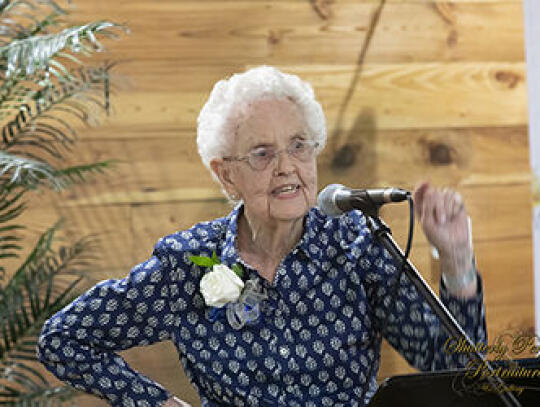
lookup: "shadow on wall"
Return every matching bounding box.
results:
[319,108,378,189]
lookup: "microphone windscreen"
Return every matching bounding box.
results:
[317,184,345,216]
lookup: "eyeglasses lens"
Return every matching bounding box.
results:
[247,141,315,171]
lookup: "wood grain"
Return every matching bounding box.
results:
[33,125,529,202]
[60,62,527,134]
[67,1,524,65]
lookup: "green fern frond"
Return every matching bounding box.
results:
[0,225,23,281]
[0,21,125,78]
[25,10,67,39]
[0,384,77,406]
[0,1,11,14]
[0,187,25,226]
[6,220,58,290]
[0,78,35,121]
[0,2,69,53]
[0,240,93,384]
[0,231,96,363]
[1,1,65,16]
[0,151,115,191]
[1,63,115,160]
[0,2,125,405]
[52,160,115,188]
[0,186,25,270]
[0,150,60,189]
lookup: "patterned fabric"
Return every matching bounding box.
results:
[37,204,487,407]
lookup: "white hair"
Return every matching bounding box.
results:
[196,66,327,175]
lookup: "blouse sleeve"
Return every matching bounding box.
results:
[345,210,487,371]
[37,240,182,407]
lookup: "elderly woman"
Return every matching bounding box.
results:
[38,66,485,407]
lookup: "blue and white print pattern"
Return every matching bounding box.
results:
[37,205,486,407]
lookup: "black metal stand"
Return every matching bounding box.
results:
[365,213,521,407]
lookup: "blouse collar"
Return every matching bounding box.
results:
[219,202,326,284]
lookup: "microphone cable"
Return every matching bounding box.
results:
[404,193,414,260]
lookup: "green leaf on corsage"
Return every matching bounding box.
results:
[231,263,244,278]
[211,251,220,265]
[189,251,222,268]
[188,255,215,268]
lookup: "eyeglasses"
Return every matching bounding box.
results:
[223,139,319,171]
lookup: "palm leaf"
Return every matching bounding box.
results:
[0,17,124,124]
[6,220,57,289]
[0,1,68,64]
[0,20,123,77]
[0,2,125,405]
[0,151,113,191]
[0,1,10,14]
[1,1,67,18]
[51,160,115,188]
[0,384,76,406]
[0,229,96,403]
[0,79,35,122]
[1,63,115,161]
[16,7,68,40]
[0,150,59,189]
[0,186,25,279]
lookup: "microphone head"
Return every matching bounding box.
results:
[317,184,346,216]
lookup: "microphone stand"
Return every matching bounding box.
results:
[362,204,521,407]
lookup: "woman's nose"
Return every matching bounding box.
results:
[273,149,295,175]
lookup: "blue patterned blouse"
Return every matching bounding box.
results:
[37,204,486,407]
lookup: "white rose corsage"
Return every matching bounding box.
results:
[189,252,267,329]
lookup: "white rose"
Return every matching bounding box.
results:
[199,264,244,307]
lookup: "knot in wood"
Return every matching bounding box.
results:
[495,71,521,89]
[428,142,453,165]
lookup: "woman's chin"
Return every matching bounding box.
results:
[268,194,310,220]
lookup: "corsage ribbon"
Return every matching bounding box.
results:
[225,279,268,330]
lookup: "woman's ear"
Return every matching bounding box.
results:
[210,159,236,195]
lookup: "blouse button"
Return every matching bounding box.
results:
[279,346,289,358]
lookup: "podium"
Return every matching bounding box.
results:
[367,358,540,407]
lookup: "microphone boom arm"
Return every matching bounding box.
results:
[349,191,385,218]
[365,214,521,407]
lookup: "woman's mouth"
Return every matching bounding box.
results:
[271,184,301,197]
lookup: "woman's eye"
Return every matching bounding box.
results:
[292,141,305,151]
[252,149,271,158]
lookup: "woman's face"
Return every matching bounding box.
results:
[219,98,318,225]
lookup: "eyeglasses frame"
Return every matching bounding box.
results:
[222,139,319,171]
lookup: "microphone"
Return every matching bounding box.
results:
[317,184,410,216]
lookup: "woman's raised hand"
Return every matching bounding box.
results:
[413,181,471,259]
[413,181,478,297]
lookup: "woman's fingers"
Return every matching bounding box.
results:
[434,190,446,224]
[450,191,464,219]
[413,181,430,218]
[415,183,465,225]
[443,188,464,221]
[421,187,436,226]
[442,188,453,222]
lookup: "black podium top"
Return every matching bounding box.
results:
[368,358,540,407]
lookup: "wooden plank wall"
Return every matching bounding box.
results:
[18,0,532,405]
